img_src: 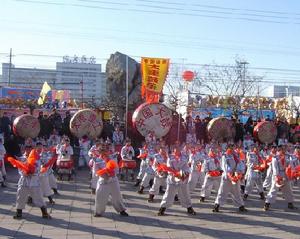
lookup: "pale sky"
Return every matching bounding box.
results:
[1,0,300,93]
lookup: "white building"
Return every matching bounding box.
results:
[1,58,107,103]
[265,85,300,98]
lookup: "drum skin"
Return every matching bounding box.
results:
[69,109,103,139]
[132,103,172,138]
[13,114,40,138]
[207,117,236,141]
[254,121,277,144]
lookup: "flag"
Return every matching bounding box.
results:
[141,57,169,103]
[38,82,51,105]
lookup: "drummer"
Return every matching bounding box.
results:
[56,137,74,165]
[120,138,135,181]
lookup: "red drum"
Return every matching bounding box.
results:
[132,103,172,138]
[254,121,277,144]
[13,115,40,138]
[56,160,74,169]
[207,117,236,141]
[70,109,103,139]
[120,160,136,169]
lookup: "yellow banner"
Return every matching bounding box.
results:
[141,57,169,103]
[38,81,51,105]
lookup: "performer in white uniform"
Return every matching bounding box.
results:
[213,145,247,213]
[11,143,51,219]
[88,140,103,193]
[264,146,297,211]
[188,145,206,191]
[135,142,148,187]
[157,148,196,216]
[244,145,265,200]
[94,151,128,217]
[120,139,135,180]
[0,138,7,187]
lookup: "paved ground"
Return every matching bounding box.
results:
[0,167,299,239]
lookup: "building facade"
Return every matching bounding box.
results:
[1,60,107,104]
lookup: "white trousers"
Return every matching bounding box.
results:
[91,175,99,190]
[149,176,166,195]
[188,171,205,191]
[263,166,273,188]
[16,185,46,209]
[137,160,147,180]
[160,182,192,209]
[40,176,53,197]
[215,178,244,207]
[245,174,263,195]
[266,178,294,204]
[94,179,126,215]
[48,173,57,190]
[200,175,221,198]
[141,172,155,188]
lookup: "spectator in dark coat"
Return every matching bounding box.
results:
[1,112,11,139]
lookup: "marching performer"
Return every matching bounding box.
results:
[289,147,300,186]
[243,145,266,200]
[88,140,103,194]
[264,146,297,211]
[213,144,247,213]
[94,150,128,217]
[157,147,196,216]
[39,144,55,204]
[263,145,277,190]
[0,138,7,187]
[56,138,74,180]
[199,146,222,202]
[188,144,206,191]
[137,146,156,194]
[148,147,168,202]
[134,142,148,187]
[120,139,135,181]
[78,135,91,168]
[7,143,51,219]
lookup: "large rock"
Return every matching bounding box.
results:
[106,52,142,111]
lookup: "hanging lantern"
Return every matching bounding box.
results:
[182,70,195,82]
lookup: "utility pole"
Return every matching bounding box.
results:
[8,48,12,86]
[125,55,129,139]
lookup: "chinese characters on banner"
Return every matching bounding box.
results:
[70,109,103,139]
[132,103,172,138]
[141,57,170,103]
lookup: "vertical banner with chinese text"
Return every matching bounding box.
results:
[141,57,169,103]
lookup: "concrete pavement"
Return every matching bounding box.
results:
[0,167,299,239]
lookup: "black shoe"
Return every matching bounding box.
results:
[174,195,179,202]
[263,187,267,191]
[94,213,102,217]
[130,174,135,181]
[148,194,154,203]
[157,207,166,216]
[92,189,96,195]
[1,182,7,188]
[199,196,205,202]
[288,203,297,210]
[264,203,270,211]
[187,207,196,215]
[120,210,129,216]
[239,206,248,212]
[243,194,248,200]
[41,207,51,219]
[48,196,55,205]
[212,204,220,213]
[259,192,265,200]
[137,186,144,194]
[52,188,59,195]
[13,209,22,219]
[134,179,141,187]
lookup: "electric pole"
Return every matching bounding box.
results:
[238,61,248,97]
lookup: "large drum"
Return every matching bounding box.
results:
[254,121,277,144]
[70,109,103,139]
[13,114,40,138]
[207,117,236,141]
[132,103,172,138]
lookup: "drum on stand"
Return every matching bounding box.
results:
[254,121,277,144]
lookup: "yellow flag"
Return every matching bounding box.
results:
[38,82,51,105]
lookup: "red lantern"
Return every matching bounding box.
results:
[182,70,195,82]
